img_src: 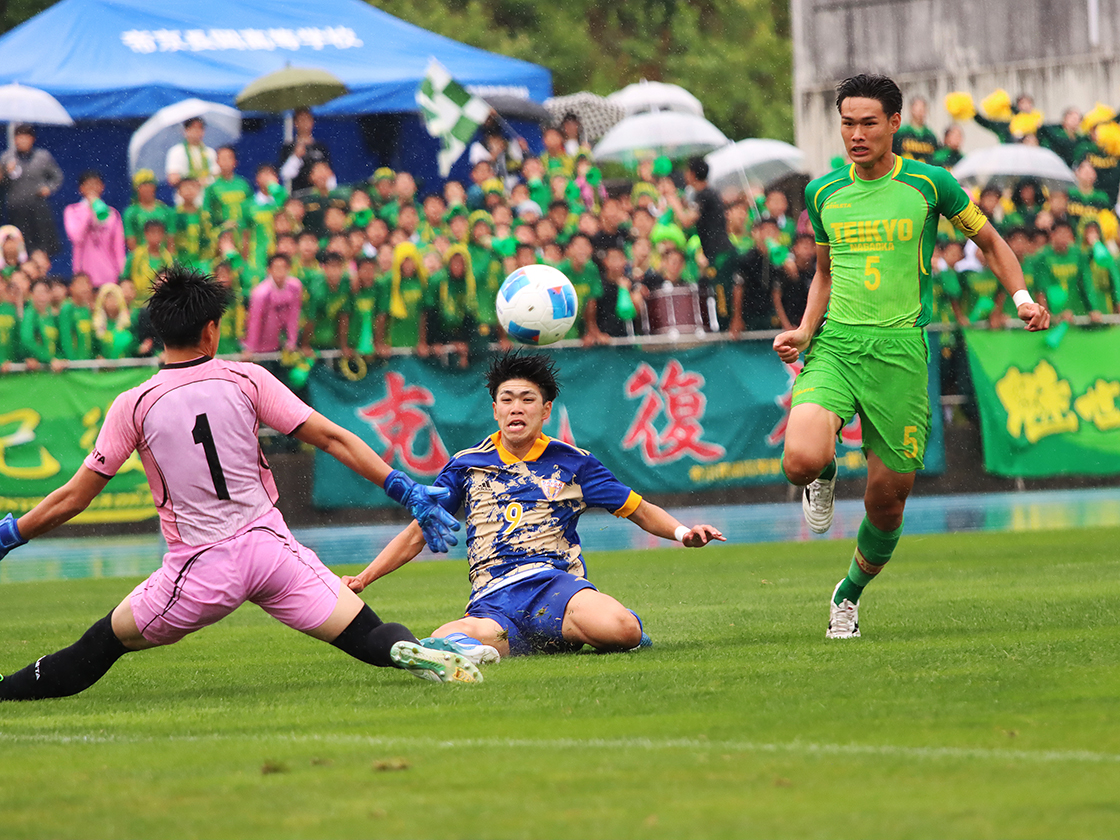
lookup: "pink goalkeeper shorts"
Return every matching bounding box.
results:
[129,507,342,646]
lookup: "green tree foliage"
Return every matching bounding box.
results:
[368,0,793,141]
[0,0,54,34]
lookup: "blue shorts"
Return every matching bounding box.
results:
[466,570,597,655]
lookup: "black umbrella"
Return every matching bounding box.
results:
[483,94,550,123]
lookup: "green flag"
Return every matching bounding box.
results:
[417,59,492,177]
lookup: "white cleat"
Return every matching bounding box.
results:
[802,462,837,534]
[826,580,860,639]
[420,634,501,666]
[390,641,483,683]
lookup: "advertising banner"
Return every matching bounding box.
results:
[309,340,945,509]
[0,369,156,522]
[965,328,1120,477]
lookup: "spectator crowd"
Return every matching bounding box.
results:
[2,94,1119,382]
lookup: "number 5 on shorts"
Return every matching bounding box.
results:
[864,255,881,290]
[902,425,920,459]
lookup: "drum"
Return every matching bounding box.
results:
[646,284,706,337]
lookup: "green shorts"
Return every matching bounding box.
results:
[791,322,930,473]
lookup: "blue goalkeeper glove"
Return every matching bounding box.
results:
[383,470,460,554]
[0,513,28,563]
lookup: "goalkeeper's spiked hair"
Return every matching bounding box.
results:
[147,264,233,349]
[486,349,561,403]
[835,73,903,117]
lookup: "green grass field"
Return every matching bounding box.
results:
[1,527,1119,840]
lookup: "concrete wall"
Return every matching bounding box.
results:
[792,0,1120,174]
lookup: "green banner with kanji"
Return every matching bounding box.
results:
[0,369,157,522]
[308,339,946,509]
[965,327,1120,477]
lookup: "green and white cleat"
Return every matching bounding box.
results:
[802,460,837,534]
[420,633,500,666]
[390,640,483,683]
[826,580,860,639]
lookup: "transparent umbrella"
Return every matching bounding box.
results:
[952,144,1075,189]
[592,111,728,164]
[0,82,73,126]
[705,139,806,192]
[128,98,241,180]
[607,80,704,117]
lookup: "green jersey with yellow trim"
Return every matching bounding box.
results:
[805,156,988,328]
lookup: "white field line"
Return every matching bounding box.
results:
[1,731,1118,765]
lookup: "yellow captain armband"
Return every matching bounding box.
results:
[950,202,988,237]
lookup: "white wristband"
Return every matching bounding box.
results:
[673,525,689,543]
[1012,290,1033,308]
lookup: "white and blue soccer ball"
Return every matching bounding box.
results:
[496,264,579,346]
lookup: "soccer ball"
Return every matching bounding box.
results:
[495,264,579,346]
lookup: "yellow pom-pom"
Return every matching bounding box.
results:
[981,89,1013,120]
[944,91,976,121]
[1098,208,1119,243]
[1095,121,1120,156]
[1081,102,1117,134]
[1010,111,1043,138]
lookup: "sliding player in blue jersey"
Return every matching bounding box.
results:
[344,350,724,663]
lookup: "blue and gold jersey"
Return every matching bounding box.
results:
[435,432,642,599]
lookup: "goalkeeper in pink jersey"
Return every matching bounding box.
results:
[0,265,482,698]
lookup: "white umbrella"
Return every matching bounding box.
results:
[705,138,806,192]
[0,82,73,126]
[128,98,241,179]
[592,111,729,164]
[607,80,704,117]
[952,144,1075,188]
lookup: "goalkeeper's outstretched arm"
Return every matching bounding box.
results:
[19,467,108,539]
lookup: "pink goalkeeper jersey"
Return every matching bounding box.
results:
[83,356,313,547]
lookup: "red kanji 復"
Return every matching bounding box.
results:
[622,360,725,465]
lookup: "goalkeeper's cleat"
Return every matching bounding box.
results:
[802,461,837,534]
[826,580,861,639]
[390,641,483,683]
[420,633,501,666]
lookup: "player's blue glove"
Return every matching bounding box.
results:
[0,513,28,563]
[383,470,460,554]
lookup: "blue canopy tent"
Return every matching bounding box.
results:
[0,0,550,261]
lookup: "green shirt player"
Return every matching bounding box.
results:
[773,74,1050,639]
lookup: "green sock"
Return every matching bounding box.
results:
[834,517,903,604]
[818,459,837,481]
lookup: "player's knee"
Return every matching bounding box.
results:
[782,449,829,486]
[865,504,904,532]
[865,495,905,530]
[601,609,642,650]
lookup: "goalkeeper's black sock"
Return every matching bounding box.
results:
[330,604,417,668]
[0,611,130,701]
